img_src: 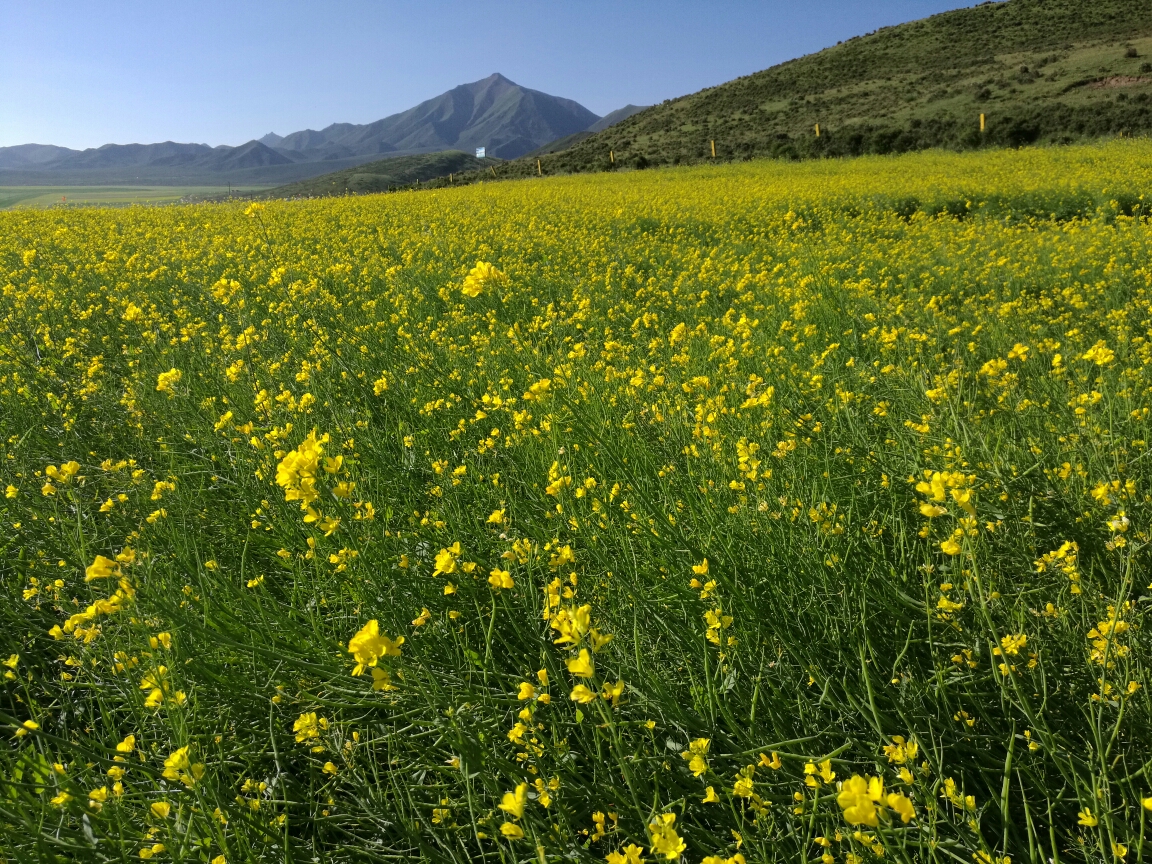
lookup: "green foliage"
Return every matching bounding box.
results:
[0,187,245,210]
[253,151,496,200]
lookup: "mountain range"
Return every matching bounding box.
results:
[0,74,637,186]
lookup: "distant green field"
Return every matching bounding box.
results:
[0,186,268,210]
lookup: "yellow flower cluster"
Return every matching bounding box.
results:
[836,774,916,826]
[460,260,506,298]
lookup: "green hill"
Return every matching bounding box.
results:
[522,130,594,159]
[247,151,498,199]
[439,0,1152,185]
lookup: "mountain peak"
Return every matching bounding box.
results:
[270,76,599,161]
[458,73,520,96]
[0,75,602,182]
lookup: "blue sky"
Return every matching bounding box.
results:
[2,1,976,150]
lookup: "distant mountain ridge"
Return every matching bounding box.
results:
[0,143,79,169]
[261,74,598,161]
[245,104,649,200]
[0,74,602,185]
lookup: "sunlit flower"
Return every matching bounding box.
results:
[155,368,182,395]
[837,775,884,826]
[498,782,527,819]
[681,737,710,777]
[293,712,328,743]
[647,813,686,860]
[348,620,403,675]
[566,649,595,678]
[461,261,506,298]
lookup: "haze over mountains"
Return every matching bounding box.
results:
[0,74,635,186]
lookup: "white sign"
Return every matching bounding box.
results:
[475,147,486,159]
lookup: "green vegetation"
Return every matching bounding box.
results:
[0,187,253,210]
[237,151,498,201]
[524,131,594,159]
[2,142,1152,861]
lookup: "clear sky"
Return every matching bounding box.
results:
[2,0,977,150]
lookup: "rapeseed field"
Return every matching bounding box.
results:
[1,141,1150,863]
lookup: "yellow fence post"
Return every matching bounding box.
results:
[980,113,986,133]
[537,159,542,176]
[610,150,615,164]
[711,140,716,158]
[815,123,821,137]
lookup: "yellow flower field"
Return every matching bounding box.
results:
[1,141,1151,862]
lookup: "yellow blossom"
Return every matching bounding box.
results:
[940,536,962,556]
[999,634,1027,656]
[84,555,120,582]
[570,684,598,703]
[760,751,782,770]
[498,782,527,819]
[607,845,646,864]
[155,368,182,395]
[837,775,884,826]
[293,711,328,743]
[433,543,461,576]
[648,813,686,860]
[461,261,506,298]
[14,719,38,738]
[488,568,514,589]
[567,649,595,678]
[347,620,403,675]
[887,792,915,823]
[681,738,710,777]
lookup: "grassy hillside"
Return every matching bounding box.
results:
[523,131,594,159]
[248,151,497,200]
[441,0,1152,184]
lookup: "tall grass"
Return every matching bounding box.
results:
[1,142,1150,863]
